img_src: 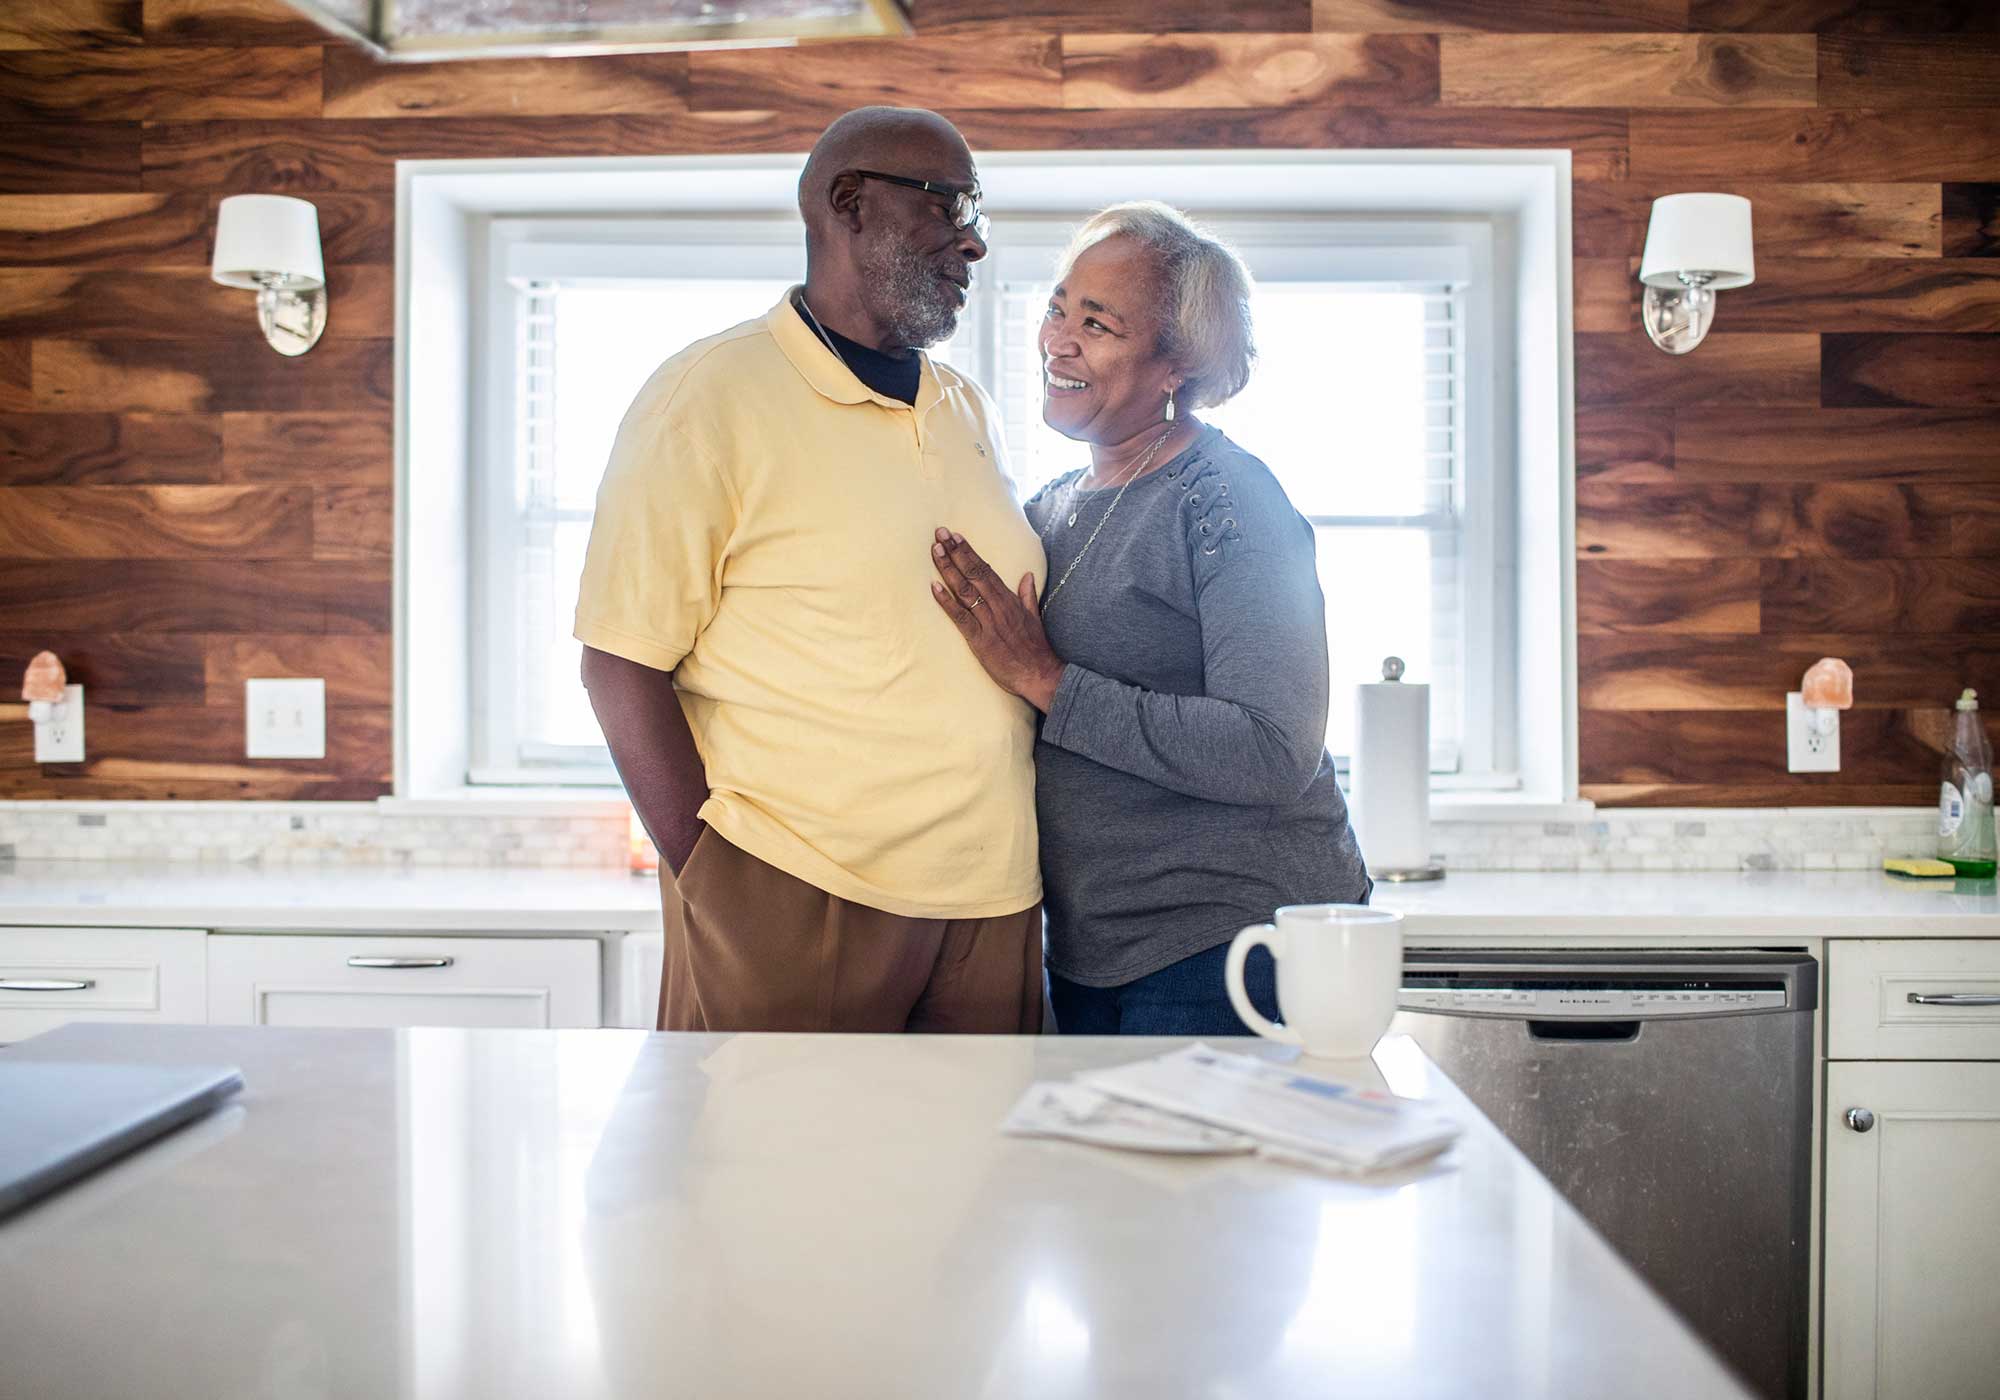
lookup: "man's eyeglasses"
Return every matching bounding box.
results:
[852,170,989,241]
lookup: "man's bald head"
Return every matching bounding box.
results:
[795,106,986,352]
[798,106,977,241]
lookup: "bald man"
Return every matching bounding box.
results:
[575,107,1047,1034]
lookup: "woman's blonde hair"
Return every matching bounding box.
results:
[1055,200,1256,411]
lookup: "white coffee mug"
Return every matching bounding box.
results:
[1224,904,1403,1059]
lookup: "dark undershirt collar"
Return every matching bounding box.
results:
[795,300,921,406]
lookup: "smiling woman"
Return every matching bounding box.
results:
[929,200,1372,1038]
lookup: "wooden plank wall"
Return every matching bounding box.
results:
[0,0,1995,804]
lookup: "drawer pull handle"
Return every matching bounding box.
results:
[0,978,96,992]
[1906,992,2000,1007]
[346,956,454,970]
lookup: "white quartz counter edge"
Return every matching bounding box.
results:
[0,864,1996,939]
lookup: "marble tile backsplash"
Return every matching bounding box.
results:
[0,802,1946,872]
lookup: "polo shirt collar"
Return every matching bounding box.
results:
[768,287,941,416]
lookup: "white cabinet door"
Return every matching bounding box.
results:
[0,927,207,1042]
[1823,1060,2000,1400]
[207,934,600,1029]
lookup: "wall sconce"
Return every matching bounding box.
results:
[1638,193,1755,355]
[211,194,327,357]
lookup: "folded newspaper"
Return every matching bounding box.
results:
[1004,1043,1462,1175]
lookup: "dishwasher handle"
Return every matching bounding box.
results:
[1528,1019,1640,1042]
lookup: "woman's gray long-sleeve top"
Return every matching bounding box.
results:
[1026,425,1372,988]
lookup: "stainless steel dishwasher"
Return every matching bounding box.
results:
[1391,949,1817,1400]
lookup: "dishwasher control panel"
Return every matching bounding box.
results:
[1398,985,1790,1016]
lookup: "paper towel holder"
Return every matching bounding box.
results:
[1359,655,1446,884]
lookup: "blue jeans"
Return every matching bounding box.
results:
[1050,941,1280,1037]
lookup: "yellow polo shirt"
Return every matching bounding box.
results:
[574,291,1045,919]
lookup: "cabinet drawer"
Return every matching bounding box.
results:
[1830,940,2000,1060]
[208,934,599,1029]
[0,927,207,1042]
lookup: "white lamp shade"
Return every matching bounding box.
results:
[211,194,324,291]
[1638,193,1755,291]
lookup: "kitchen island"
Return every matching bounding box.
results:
[0,1022,1751,1399]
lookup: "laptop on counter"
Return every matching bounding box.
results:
[0,1059,244,1219]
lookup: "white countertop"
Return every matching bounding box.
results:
[0,1023,1751,1400]
[0,861,1995,939]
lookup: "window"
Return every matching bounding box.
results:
[475,214,1499,786]
[412,153,1567,807]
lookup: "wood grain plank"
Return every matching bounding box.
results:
[204,633,390,707]
[1691,1,2000,32]
[0,772,392,799]
[1579,632,2000,709]
[1575,408,1675,483]
[1580,707,1957,784]
[1944,184,2000,258]
[1060,34,1437,109]
[0,559,389,632]
[1945,485,2000,557]
[949,106,1631,179]
[33,339,392,414]
[0,340,26,412]
[144,0,332,46]
[1576,558,1761,632]
[0,0,140,50]
[1576,482,1948,558]
[1315,0,1688,30]
[222,413,389,486]
[140,113,835,190]
[1716,258,2000,332]
[0,266,389,340]
[1572,180,1940,259]
[1762,558,2000,632]
[0,412,221,484]
[1675,409,2000,482]
[311,485,390,560]
[1574,258,1635,333]
[0,194,212,267]
[0,485,310,558]
[689,35,1060,112]
[0,48,322,121]
[0,632,206,701]
[1441,34,1814,108]
[0,123,141,194]
[1821,36,2000,109]
[324,47,688,119]
[1631,110,2000,182]
[1574,332,1818,406]
[919,1,1310,33]
[51,703,390,776]
[1822,334,2000,409]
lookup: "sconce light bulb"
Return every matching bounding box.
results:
[1642,272,1718,356]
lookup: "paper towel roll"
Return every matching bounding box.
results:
[1354,666,1431,874]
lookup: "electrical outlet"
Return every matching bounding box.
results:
[245,678,325,759]
[1786,691,1839,773]
[32,684,84,763]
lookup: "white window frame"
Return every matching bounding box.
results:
[395,151,1578,817]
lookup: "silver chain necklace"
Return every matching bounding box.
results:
[1038,425,1181,612]
[795,293,856,376]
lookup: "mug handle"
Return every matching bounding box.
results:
[1226,923,1298,1046]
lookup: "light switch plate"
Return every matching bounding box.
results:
[33,684,84,763]
[246,678,325,759]
[1786,691,1840,773]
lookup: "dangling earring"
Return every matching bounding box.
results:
[1164,387,1176,423]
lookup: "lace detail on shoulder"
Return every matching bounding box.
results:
[1166,453,1244,561]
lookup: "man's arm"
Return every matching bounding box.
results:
[582,645,709,875]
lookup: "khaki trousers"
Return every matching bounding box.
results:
[657,826,1045,1033]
